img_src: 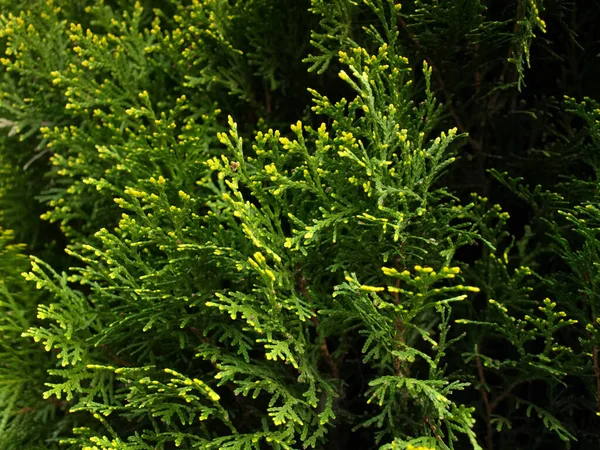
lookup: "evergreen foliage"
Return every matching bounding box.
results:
[1,0,600,449]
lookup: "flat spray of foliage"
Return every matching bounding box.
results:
[1,0,599,449]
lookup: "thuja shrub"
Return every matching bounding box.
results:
[1,0,600,449]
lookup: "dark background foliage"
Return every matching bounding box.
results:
[1,0,600,449]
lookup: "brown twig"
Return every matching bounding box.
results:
[312,315,340,379]
[474,43,482,96]
[297,271,340,378]
[397,15,482,152]
[264,84,272,114]
[98,343,132,367]
[425,416,445,445]
[475,345,494,450]
[476,344,521,450]
[489,380,520,412]
[185,327,247,412]
[487,0,527,118]
[47,397,70,410]
[594,345,600,413]
[392,278,406,377]
[582,272,600,412]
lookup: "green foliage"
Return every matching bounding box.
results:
[0,228,77,450]
[1,0,600,449]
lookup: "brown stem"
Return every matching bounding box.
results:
[425,416,445,446]
[297,271,340,378]
[264,84,272,114]
[397,15,482,152]
[475,345,494,450]
[471,2,526,197]
[582,272,600,412]
[98,343,132,367]
[504,0,527,84]
[312,315,340,379]
[392,278,406,376]
[488,0,527,116]
[476,344,522,450]
[594,345,600,413]
[47,397,70,410]
[186,327,245,407]
[474,43,481,96]
[489,380,520,412]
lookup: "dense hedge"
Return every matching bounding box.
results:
[1,1,600,449]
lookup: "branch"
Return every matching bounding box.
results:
[489,380,520,412]
[594,345,600,413]
[584,273,600,412]
[424,416,445,445]
[397,15,482,152]
[476,344,523,450]
[297,270,340,378]
[98,343,132,367]
[475,345,494,450]
[311,315,340,378]
[392,278,406,377]
[264,84,272,114]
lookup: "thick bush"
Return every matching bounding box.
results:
[1,1,599,449]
